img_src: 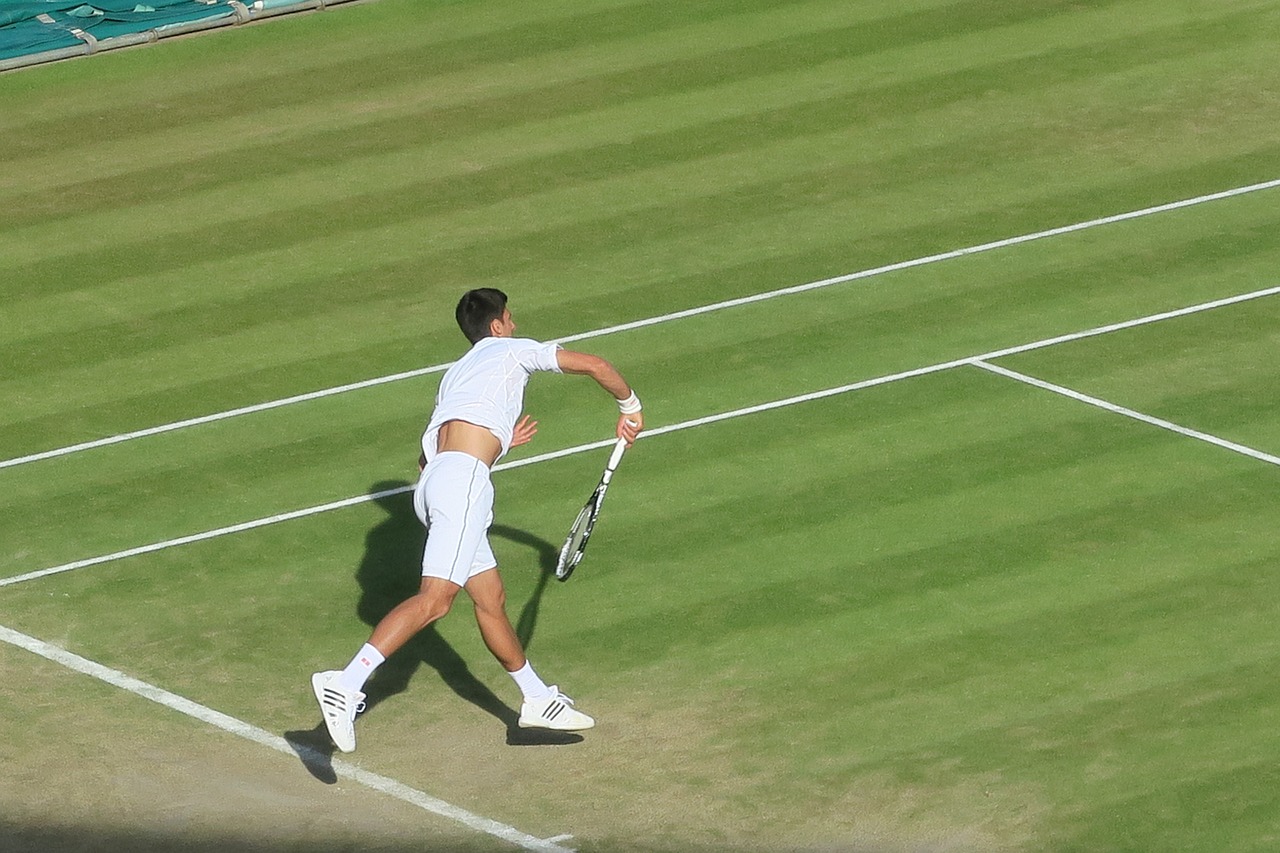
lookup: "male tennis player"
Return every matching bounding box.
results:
[311,288,644,752]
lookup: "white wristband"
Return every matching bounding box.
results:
[617,391,642,415]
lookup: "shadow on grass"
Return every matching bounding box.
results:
[0,821,515,853]
[287,481,579,780]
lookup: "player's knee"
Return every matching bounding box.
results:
[477,584,506,612]
[468,582,503,616]
[409,587,457,623]
[413,598,451,625]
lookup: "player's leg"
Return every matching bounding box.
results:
[368,576,462,655]
[465,567,524,671]
[311,453,487,751]
[312,577,464,753]
[363,453,489,662]
[465,567,595,732]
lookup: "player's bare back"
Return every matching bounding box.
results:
[436,420,503,467]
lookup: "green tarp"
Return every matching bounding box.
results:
[0,0,231,60]
[0,0,341,66]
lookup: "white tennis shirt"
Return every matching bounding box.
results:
[421,336,562,464]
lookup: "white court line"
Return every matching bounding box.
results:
[4,176,1278,472]
[0,440,616,589]
[972,360,1280,467]
[0,623,574,853]
[6,282,1277,590]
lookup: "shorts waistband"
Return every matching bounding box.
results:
[431,450,492,472]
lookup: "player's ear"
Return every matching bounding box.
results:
[488,317,503,337]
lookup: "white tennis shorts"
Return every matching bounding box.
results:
[412,451,498,585]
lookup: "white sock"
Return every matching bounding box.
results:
[338,643,384,693]
[507,660,553,700]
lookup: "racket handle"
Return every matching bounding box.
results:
[606,436,628,471]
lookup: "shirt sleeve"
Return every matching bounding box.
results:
[515,339,563,374]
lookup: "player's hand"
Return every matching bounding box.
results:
[617,413,643,446]
[511,414,539,448]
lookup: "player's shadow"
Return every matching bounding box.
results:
[354,481,578,745]
[283,722,339,784]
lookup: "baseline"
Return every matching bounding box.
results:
[972,361,1280,467]
[4,177,1278,472]
[6,283,1276,590]
[0,622,575,853]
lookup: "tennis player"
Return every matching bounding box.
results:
[312,288,644,752]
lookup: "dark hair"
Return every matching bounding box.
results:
[455,288,508,343]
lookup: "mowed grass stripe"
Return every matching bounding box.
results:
[0,0,1098,171]
[10,104,1271,358]
[553,373,1274,665]
[4,364,1277,848]
[0,0,1213,226]
[0,0,930,220]
[5,0,1274,322]
[553,381,1280,845]
[738,534,1278,766]
[3,0,1270,265]
[0,0,672,138]
[2,404,1269,845]
[0,252,1273,581]
[0,379,427,574]
[2,3,1278,850]
[2,121,1269,363]
[0,0,950,207]
[12,57,1278,352]
[0,356,1239,645]
[3,161,1277,449]
[816,550,1280,845]
[996,293,1280,455]
[794,556,1280,846]
[977,360,1280,467]
[1043,666,1280,851]
[1,203,1276,574]
[2,4,1276,453]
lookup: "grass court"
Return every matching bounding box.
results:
[2,1,1279,850]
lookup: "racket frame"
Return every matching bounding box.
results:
[555,438,629,581]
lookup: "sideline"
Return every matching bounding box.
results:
[4,176,1278,472]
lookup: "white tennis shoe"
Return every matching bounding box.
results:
[311,670,365,753]
[518,686,595,731]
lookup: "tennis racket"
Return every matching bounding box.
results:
[555,437,630,581]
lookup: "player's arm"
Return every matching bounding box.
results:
[556,349,645,445]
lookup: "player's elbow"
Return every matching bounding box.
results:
[584,355,615,381]
[559,350,612,378]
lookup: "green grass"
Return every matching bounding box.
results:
[3,1,1280,850]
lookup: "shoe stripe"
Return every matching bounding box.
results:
[319,685,362,720]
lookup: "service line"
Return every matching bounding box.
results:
[971,360,1280,467]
